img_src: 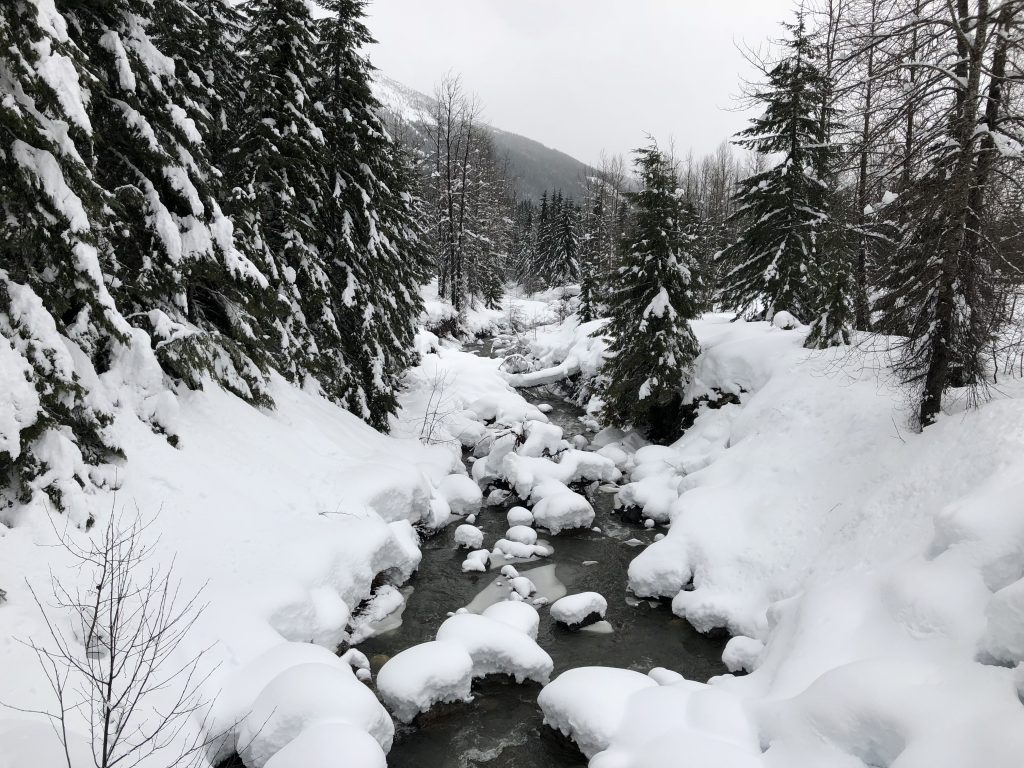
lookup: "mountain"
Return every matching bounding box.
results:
[372,74,593,202]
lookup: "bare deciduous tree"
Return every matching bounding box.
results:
[5,511,215,768]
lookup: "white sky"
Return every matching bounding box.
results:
[363,0,796,166]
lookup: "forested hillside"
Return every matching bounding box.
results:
[1,0,428,511]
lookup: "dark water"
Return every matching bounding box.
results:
[357,374,727,768]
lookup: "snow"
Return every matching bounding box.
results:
[262,723,386,768]
[550,592,608,627]
[506,525,538,545]
[482,600,541,639]
[454,523,485,549]
[538,667,658,758]
[462,548,491,572]
[493,539,548,559]
[438,473,483,514]
[0,315,463,762]
[435,613,553,684]
[531,487,595,533]
[507,506,535,526]
[237,662,394,767]
[771,310,801,329]
[375,641,474,724]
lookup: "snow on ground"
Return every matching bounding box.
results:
[520,309,1024,768]
[0,314,465,765]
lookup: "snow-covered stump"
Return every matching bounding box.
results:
[550,592,608,630]
[375,641,474,723]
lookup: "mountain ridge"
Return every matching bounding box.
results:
[372,74,593,202]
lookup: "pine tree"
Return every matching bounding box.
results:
[719,13,835,323]
[599,142,702,439]
[315,0,429,426]
[153,0,248,167]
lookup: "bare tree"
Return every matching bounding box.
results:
[5,511,215,768]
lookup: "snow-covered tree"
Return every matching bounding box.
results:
[315,0,429,426]
[599,142,702,438]
[58,0,274,405]
[719,13,835,323]
[230,0,337,392]
[0,0,125,508]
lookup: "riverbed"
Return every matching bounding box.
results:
[356,362,727,767]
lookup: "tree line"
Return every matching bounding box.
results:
[436,1,1024,435]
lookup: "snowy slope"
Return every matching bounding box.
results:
[519,310,1024,768]
[0,339,460,765]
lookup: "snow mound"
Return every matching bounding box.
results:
[238,663,393,767]
[493,538,550,560]
[506,525,538,545]
[532,488,595,534]
[375,641,474,723]
[550,592,608,628]
[263,722,386,768]
[507,506,535,526]
[772,310,801,329]
[435,613,553,684]
[461,548,491,572]
[519,420,566,458]
[438,473,483,515]
[482,600,541,639]
[454,523,484,549]
[538,667,657,758]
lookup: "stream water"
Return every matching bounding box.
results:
[356,347,727,768]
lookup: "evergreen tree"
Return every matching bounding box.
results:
[555,198,581,284]
[578,189,605,322]
[231,0,336,393]
[57,0,274,406]
[153,0,248,167]
[805,192,857,348]
[315,0,429,426]
[530,191,555,290]
[599,142,702,439]
[1,0,124,508]
[719,13,835,323]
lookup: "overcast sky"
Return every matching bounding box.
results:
[362,0,796,166]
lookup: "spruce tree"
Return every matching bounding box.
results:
[315,0,429,427]
[719,14,835,323]
[231,0,337,392]
[1,0,124,508]
[531,191,555,290]
[555,198,582,284]
[599,142,702,439]
[56,0,274,406]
